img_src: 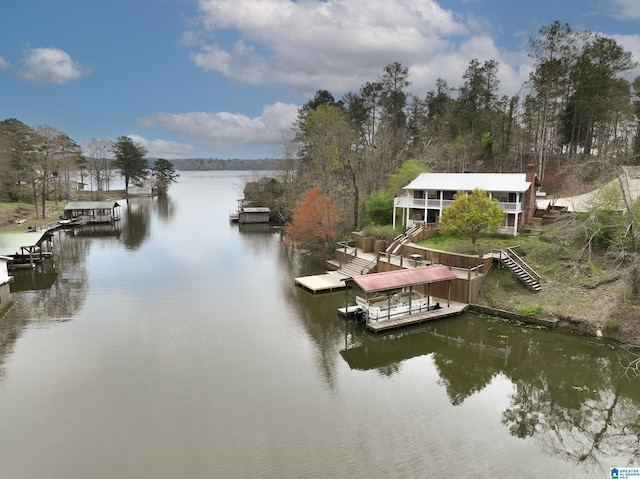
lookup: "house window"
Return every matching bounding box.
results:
[442,191,456,200]
[427,190,439,199]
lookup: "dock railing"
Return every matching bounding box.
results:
[377,251,483,276]
[33,221,61,232]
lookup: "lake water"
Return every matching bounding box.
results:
[1,171,639,478]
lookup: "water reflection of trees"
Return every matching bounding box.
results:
[502,337,640,472]
[279,246,346,391]
[121,199,151,250]
[340,314,640,471]
[154,193,176,223]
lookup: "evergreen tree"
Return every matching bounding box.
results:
[151,158,179,192]
[111,136,148,192]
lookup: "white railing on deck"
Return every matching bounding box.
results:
[395,196,522,212]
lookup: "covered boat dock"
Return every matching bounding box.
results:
[339,264,468,332]
[0,231,53,269]
[63,200,122,224]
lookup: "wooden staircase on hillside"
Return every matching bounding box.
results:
[386,223,424,255]
[495,248,542,292]
[336,256,377,277]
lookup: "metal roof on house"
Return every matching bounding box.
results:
[405,173,531,193]
[241,207,271,213]
[64,201,121,210]
[344,264,457,293]
[0,232,49,256]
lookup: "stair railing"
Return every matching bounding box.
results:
[360,255,379,275]
[503,247,542,283]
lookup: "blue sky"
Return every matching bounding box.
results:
[1,0,640,159]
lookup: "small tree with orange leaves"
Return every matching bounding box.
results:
[284,187,339,248]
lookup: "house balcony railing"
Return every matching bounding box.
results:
[394,197,522,212]
[404,219,517,237]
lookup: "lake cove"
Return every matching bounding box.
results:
[0,171,638,479]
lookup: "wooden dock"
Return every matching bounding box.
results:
[339,300,469,332]
[294,271,349,293]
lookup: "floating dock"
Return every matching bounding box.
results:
[294,271,349,293]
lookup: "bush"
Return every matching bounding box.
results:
[362,224,398,242]
[603,319,620,334]
[517,304,543,318]
[364,190,394,225]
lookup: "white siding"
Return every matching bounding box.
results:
[0,257,10,285]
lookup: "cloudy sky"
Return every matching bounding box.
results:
[1,0,639,159]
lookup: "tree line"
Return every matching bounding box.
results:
[0,120,177,219]
[282,21,640,235]
[3,21,638,230]
[171,158,283,171]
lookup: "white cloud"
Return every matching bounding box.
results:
[610,0,640,19]
[611,34,640,80]
[126,135,197,159]
[136,102,299,150]
[0,56,9,69]
[20,47,89,84]
[166,0,540,157]
[189,0,489,95]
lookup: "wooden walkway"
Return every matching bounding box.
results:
[338,300,469,332]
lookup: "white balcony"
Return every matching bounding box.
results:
[394,196,521,213]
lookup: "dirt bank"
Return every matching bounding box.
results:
[475,262,640,346]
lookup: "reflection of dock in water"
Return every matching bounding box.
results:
[238,223,272,233]
[341,325,511,371]
[67,223,122,238]
[341,325,452,371]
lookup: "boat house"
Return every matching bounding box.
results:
[238,206,270,224]
[63,201,122,224]
[340,264,468,332]
[126,182,153,196]
[393,169,538,236]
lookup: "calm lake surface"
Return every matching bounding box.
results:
[1,171,639,478]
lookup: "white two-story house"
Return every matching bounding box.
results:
[393,170,538,236]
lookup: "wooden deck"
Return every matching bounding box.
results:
[338,300,469,332]
[294,271,349,293]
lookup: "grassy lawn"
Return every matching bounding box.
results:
[416,232,539,256]
[0,201,45,231]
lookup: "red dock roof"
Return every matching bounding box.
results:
[344,264,457,293]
